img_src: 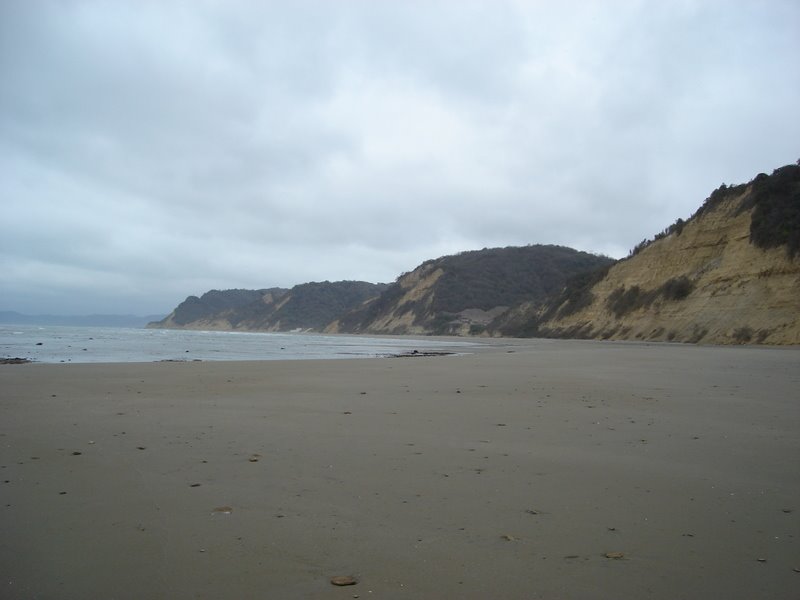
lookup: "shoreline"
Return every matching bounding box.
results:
[4,322,799,367]
[1,340,798,598]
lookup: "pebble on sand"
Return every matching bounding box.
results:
[330,576,358,586]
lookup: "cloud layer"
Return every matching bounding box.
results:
[1,0,798,314]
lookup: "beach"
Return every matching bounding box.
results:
[1,339,798,599]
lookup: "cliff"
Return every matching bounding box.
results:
[496,164,800,344]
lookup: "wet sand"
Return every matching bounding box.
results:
[1,339,798,599]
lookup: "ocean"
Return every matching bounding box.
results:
[0,324,476,364]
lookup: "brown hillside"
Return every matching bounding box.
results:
[518,166,800,344]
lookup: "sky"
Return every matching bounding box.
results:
[1,1,798,316]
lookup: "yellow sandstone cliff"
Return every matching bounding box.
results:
[535,181,799,344]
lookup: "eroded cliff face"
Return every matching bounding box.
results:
[329,245,614,335]
[535,186,799,344]
[326,265,444,335]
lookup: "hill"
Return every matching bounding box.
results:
[148,282,386,332]
[150,288,281,328]
[328,245,614,335]
[493,163,800,344]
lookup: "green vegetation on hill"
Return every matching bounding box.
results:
[165,289,276,326]
[335,279,407,332]
[429,245,613,314]
[152,282,387,331]
[250,281,387,330]
[747,163,800,257]
[605,276,695,318]
[627,162,800,260]
[337,245,614,334]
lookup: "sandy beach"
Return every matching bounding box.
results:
[1,339,798,599]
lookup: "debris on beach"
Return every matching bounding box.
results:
[389,350,454,358]
[212,506,233,514]
[248,454,261,462]
[605,551,625,559]
[1,357,32,364]
[501,534,519,541]
[330,575,358,586]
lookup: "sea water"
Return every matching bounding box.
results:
[0,324,476,364]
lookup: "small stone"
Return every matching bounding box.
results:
[501,534,518,541]
[330,575,358,586]
[190,483,201,487]
[605,552,625,559]
[71,451,82,456]
[757,558,767,563]
[212,506,233,514]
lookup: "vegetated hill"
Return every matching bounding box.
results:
[327,245,615,335]
[148,282,387,332]
[148,288,283,328]
[494,163,800,344]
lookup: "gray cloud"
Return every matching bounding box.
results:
[1,0,798,314]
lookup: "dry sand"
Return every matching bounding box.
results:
[1,339,798,599]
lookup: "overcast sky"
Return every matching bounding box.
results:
[1,0,798,315]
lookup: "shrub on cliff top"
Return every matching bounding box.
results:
[748,164,800,258]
